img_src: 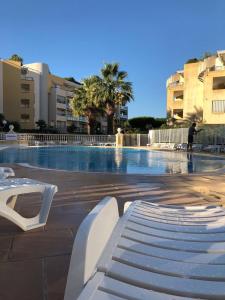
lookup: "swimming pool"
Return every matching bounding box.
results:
[0,146,225,175]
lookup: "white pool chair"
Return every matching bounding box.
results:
[0,178,57,231]
[0,167,15,179]
[175,143,187,151]
[192,143,203,151]
[65,197,225,300]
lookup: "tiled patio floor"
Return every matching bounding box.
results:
[1,164,225,300]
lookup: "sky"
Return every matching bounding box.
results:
[0,0,225,118]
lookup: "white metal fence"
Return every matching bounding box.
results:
[123,134,148,146]
[0,133,115,145]
[150,125,225,145]
[150,128,188,144]
[1,126,225,147]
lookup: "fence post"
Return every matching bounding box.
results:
[137,134,141,147]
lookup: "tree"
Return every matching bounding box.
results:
[35,119,47,132]
[200,52,216,60]
[9,54,23,65]
[64,77,80,84]
[67,123,77,133]
[128,116,166,132]
[97,63,134,134]
[0,114,5,124]
[185,58,199,64]
[71,76,102,135]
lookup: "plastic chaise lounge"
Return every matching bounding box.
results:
[0,167,15,179]
[0,178,57,231]
[65,197,225,300]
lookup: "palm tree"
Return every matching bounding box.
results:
[9,54,23,65]
[98,63,134,134]
[71,76,102,135]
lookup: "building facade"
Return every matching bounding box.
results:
[0,59,36,129]
[0,59,129,133]
[0,59,88,132]
[167,50,225,124]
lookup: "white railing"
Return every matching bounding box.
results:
[0,133,115,145]
[1,126,225,147]
[150,128,188,144]
[149,126,225,145]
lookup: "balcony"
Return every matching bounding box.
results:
[213,76,225,90]
[79,116,88,122]
[168,81,184,88]
[67,115,79,121]
[120,114,128,120]
[173,109,183,119]
[173,91,183,101]
[66,115,88,123]
[21,83,31,92]
[21,76,34,81]
[120,105,128,110]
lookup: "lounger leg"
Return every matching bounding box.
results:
[39,186,57,224]
[7,195,18,209]
[0,185,57,231]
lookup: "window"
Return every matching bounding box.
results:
[173,109,183,118]
[20,114,30,122]
[57,95,67,104]
[212,100,225,113]
[213,77,225,90]
[20,99,30,108]
[56,108,66,116]
[21,84,30,91]
[173,91,183,101]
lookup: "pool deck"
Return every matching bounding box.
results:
[1,164,225,300]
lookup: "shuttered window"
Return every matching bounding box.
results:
[212,100,225,113]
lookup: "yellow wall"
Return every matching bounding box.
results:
[167,85,184,113]
[3,60,21,122]
[167,58,225,124]
[2,60,35,129]
[203,70,225,124]
[183,62,204,117]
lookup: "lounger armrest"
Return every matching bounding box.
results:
[64,196,119,300]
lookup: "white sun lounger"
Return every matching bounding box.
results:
[65,197,225,300]
[0,167,15,179]
[0,178,57,231]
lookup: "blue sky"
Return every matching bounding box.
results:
[0,0,225,118]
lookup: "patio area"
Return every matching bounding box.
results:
[1,164,225,300]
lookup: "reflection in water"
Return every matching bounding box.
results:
[0,146,224,175]
[114,148,123,168]
[187,153,193,173]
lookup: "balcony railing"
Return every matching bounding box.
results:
[120,105,128,110]
[57,112,67,117]
[67,115,88,123]
[168,82,184,87]
[214,66,225,71]
[21,76,34,81]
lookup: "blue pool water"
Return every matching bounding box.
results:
[0,146,225,174]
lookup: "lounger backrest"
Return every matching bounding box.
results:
[64,196,119,300]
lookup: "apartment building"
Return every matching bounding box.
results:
[0,59,35,129]
[0,59,88,132]
[116,105,128,124]
[167,50,225,124]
